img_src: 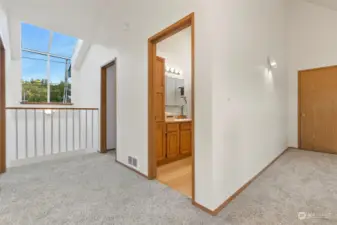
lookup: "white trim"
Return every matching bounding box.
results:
[22,48,71,60]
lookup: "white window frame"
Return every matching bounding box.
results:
[21,29,73,104]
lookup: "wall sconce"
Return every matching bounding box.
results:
[268,56,277,70]
[165,66,183,75]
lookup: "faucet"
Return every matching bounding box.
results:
[180,96,187,116]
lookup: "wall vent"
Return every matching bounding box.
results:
[128,156,138,168]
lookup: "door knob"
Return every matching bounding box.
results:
[302,113,306,117]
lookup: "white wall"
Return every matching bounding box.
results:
[157,27,192,118]
[0,4,11,67]
[71,44,118,108]
[68,0,289,211]
[2,0,290,211]
[1,0,215,210]
[6,60,21,105]
[106,64,117,150]
[0,4,16,107]
[104,1,216,209]
[287,0,337,147]
[211,0,288,208]
[71,44,118,153]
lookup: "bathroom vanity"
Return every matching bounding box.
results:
[157,119,192,166]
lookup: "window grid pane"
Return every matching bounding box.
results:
[21,22,77,103]
[50,32,78,58]
[21,51,48,102]
[21,23,50,52]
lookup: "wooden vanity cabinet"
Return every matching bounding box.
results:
[180,123,192,155]
[157,121,192,166]
[166,124,180,159]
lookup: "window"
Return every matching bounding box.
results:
[21,23,78,104]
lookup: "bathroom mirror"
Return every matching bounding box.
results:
[165,76,187,117]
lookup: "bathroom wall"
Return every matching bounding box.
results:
[157,27,192,118]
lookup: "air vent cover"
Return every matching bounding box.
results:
[128,156,138,168]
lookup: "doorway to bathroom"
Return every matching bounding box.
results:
[148,13,195,199]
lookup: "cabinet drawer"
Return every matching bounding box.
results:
[166,123,179,132]
[180,122,192,130]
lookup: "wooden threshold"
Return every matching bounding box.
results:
[157,153,192,166]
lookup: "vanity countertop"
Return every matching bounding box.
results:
[165,118,192,124]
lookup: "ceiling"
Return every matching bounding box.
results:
[0,0,144,62]
[0,0,192,53]
[305,0,337,11]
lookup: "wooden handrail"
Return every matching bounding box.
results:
[6,107,99,110]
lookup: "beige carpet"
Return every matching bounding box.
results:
[0,149,337,224]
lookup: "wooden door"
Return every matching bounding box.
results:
[154,57,166,162]
[0,40,5,174]
[154,57,165,122]
[166,131,179,158]
[180,130,192,154]
[299,66,337,153]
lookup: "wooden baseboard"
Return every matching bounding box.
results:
[192,201,215,215]
[293,147,337,155]
[193,148,289,216]
[115,158,148,179]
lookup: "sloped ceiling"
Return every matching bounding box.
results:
[0,0,111,61]
[0,0,191,59]
[305,0,337,11]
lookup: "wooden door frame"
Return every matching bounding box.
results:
[298,65,337,149]
[0,37,6,174]
[148,13,195,200]
[298,71,302,149]
[100,58,117,154]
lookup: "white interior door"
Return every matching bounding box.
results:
[106,65,117,150]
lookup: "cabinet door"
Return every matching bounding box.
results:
[155,123,166,162]
[166,131,180,159]
[180,130,192,154]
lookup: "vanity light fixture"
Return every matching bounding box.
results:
[165,66,182,75]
